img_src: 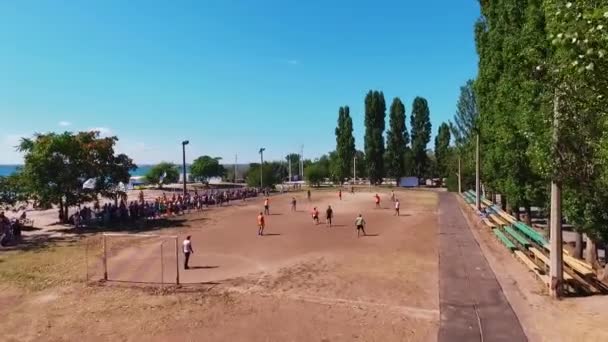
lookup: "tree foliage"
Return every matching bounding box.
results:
[304,163,327,187]
[385,98,409,183]
[434,123,451,178]
[0,173,28,208]
[18,131,136,222]
[335,106,356,183]
[410,97,432,178]
[145,162,180,185]
[364,90,386,184]
[245,163,279,188]
[190,155,226,182]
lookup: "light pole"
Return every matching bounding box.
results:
[259,147,265,189]
[182,140,189,196]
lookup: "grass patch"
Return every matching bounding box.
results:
[0,242,87,291]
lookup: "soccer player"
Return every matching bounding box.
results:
[394,199,400,216]
[391,190,395,202]
[312,207,320,225]
[374,193,381,208]
[182,236,194,269]
[291,197,297,212]
[355,214,366,237]
[264,198,270,215]
[338,190,342,201]
[307,190,311,201]
[257,212,265,236]
[326,205,333,227]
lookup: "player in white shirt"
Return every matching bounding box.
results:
[183,236,194,269]
[394,199,400,216]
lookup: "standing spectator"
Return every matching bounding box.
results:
[183,236,194,269]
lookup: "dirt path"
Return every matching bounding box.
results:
[438,193,527,342]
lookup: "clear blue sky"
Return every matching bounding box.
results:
[0,0,479,165]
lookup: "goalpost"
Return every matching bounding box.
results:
[95,233,180,286]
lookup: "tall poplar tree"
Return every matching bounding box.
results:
[434,122,451,178]
[385,97,409,184]
[410,97,432,178]
[335,106,356,183]
[364,90,386,184]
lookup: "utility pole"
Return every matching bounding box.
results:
[475,133,481,210]
[259,148,265,189]
[181,140,189,196]
[353,156,356,184]
[549,91,564,298]
[300,145,304,178]
[458,154,462,194]
[234,154,238,183]
[288,155,292,182]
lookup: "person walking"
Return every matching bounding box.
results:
[312,207,320,225]
[394,199,400,216]
[257,212,265,236]
[338,190,342,201]
[390,190,395,202]
[326,205,333,227]
[307,190,311,201]
[374,194,381,208]
[264,198,270,215]
[291,197,297,212]
[355,214,367,237]
[183,236,194,269]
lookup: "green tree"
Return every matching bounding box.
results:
[335,106,356,183]
[0,173,28,208]
[449,79,479,192]
[542,0,608,265]
[18,131,136,222]
[364,90,386,184]
[475,0,548,219]
[434,122,451,178]
[410,97,432,178]
[245,163,279,188]
[145,162,180,186]
[190,155,226,182]
[304,163,327,187]
[385,98,409,184]
[354,150,367,179]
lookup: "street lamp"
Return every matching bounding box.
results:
[182,140,189,196]
[259,147,265,189]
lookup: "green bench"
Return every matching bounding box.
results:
[493,229,516,250]
[461,192,475,204]
[513,222,548,246]
[504,226,531,247]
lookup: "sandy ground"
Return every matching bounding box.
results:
[1,189,440,342]
[458,197,608,342]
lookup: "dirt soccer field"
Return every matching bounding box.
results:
[1,189,440,342]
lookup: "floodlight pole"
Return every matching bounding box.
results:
[475,133,481,210]
[182,140,189,196]
[259,148,265,189]
[549,91,564,298]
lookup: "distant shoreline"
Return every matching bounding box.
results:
[0,163,251,178]
[0,164,157,178]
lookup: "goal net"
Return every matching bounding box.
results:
[92,233,180,285]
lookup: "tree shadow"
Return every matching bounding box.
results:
[20,226,42,232]
[54,217,192,235]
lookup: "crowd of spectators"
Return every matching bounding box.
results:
[71,187,261,227]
